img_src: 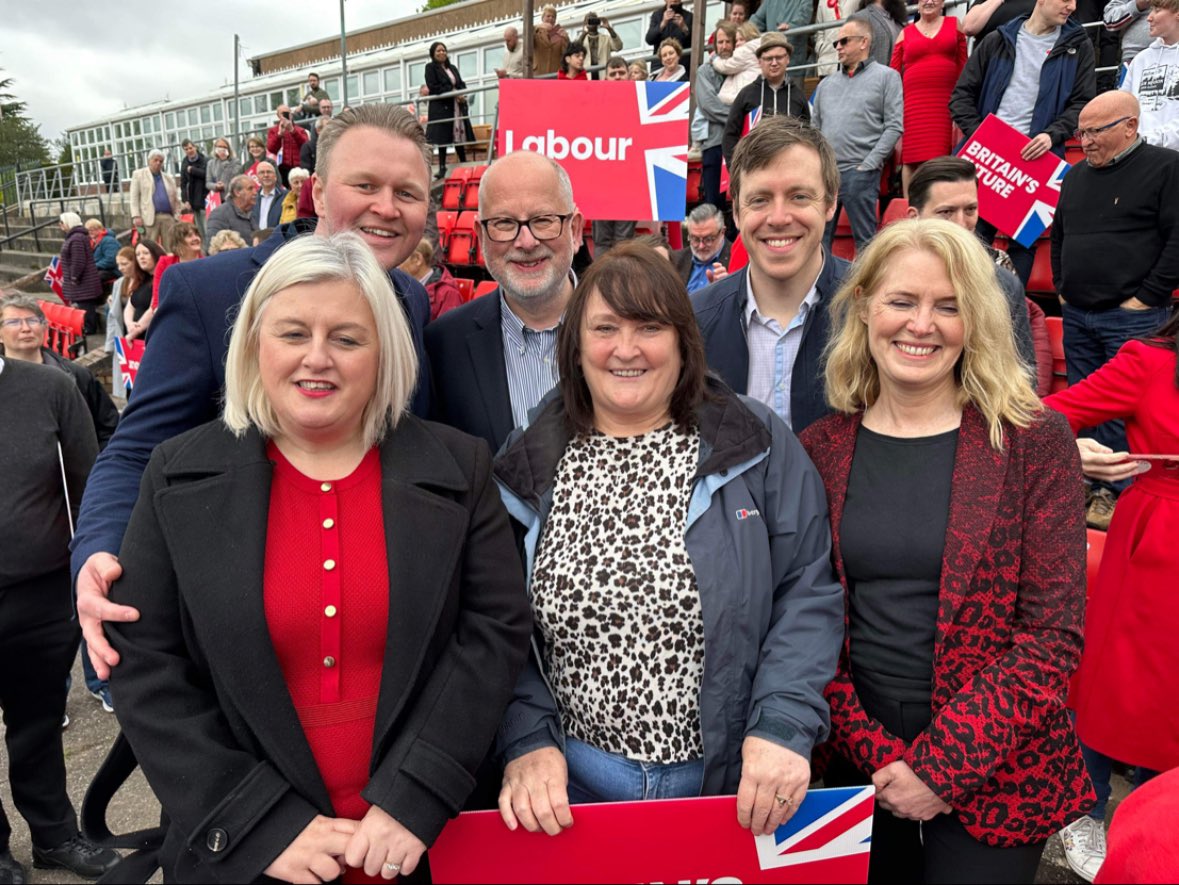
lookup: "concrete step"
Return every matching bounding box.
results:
[0,263,52,288]
[0,249,54,270]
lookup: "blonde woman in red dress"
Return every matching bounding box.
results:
[889,0,967,196]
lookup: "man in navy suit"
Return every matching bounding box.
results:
[249,160,287,230]
[73,105,434,678]
[692,118,850,434]
[425,150,583,455]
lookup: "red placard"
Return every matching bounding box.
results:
[429,787,873,884]
[115,337,146,393]
[956,114,1072,247]
[496,79,690,221]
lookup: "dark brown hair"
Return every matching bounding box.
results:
[557,241,709,434]
[730,116,840,208]
[1141,309,1179,388]
[907,155,977,213]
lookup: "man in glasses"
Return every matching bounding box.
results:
[810,19,903,255]
[950,0,1095,284]
[671,203,732,293]
[426,150,583,456]
[1050,91,1179,535]
[722,33,810,170]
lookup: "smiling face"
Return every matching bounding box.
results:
[862,248,964,402]
[248,140,265,159]
[185,230,203,255]
[629,62,648,80]
[580,290,682,435]
[258,279,380,450]
[312,126,430,271]
[433,43,448,62]
[256,162,278,192]
[660,44,680,68]
[733,144,835,288]
[1149,3,1179,41]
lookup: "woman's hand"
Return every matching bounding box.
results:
[343,805,427,880]
[737,736,810,835]
[498,746,573,836]
[872,761,952,821]
[1076,438,1150,483]
[263,815,357,884]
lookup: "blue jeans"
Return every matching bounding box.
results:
[1061,302,1172,492]
[825,167,879,255]
[1080,740,1157,821]
[564,737,704,804]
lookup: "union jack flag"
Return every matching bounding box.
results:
[755,785,874,871]
[744,105,763,137]
[1012,158,1070,247]
[635,81,692,220]
[44,256,64,298]
[205,190,222,218]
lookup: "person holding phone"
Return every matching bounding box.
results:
[1044,310,1179,880]
[267,104,309,189]
[647,0,693,48]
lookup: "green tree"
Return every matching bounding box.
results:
[419,0,463,11]
[0,72,52,172]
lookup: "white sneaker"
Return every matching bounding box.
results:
[1061,815,1106,883]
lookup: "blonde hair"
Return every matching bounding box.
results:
[824,219,1040,450]
[737,22,761,41]
[208,230,247,254]
[223,231,418,448]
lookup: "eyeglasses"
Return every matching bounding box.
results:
[687,231,723,246]
[1,317,47,329]
[833,35,866,47]
[760,53,790,64]
[480,214,573,242]
[1074,116,1133,140]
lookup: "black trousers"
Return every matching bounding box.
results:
[824,675,1045,885]
[0,568,81,852]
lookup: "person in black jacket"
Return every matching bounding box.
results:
[58,212,104,336]
[722,34,810,169]
[647,0,693,48]
[424,42,475,180]
[949,0,1095,285]
[179,140,209,237]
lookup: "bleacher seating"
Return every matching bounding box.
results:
[461,165,487,211]
[473,280,498,300]
[441,168,474,211]
[1026,240,1056,298]
[831,207,857,261]
[436,210,458,250]
[879,198,909,229]
[39,300,87,357]
[446,212,478,266]
[454,277,475,302]
[1045,315,1067,394]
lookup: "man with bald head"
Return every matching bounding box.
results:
[497,26,525,78]
[1051,90,1179,527]
[425,150,583,455]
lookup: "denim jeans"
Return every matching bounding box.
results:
[564,737,704,804]
[825,167,879,255]
[1061,302,1172,492]
[1080,740,1157,821]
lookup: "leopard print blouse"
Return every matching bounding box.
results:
[531,424,706,764]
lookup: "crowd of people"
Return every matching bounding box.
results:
[3,0,1179,883]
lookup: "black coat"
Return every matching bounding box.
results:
[722,77,810,168]
[42,348,119,450]
[424,288,515,455]
[180,152,209,209]
[107,418,532,883]
[424,62,476,148]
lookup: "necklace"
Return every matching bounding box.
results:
[915,17,943,38]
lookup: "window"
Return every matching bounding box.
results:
[200,105,212,124]
[254,95,269,114]
[409,62,427,91]
[615,17,644,54]
[270,91,283,110]
[383,66,401,94]
[484,45,505,76]
[287,87,301,107]
[457,51,476,80]
[213,103,223,122]
[363,70,380,95]
[345,75,358,102]
[132,119,142,135]
[324,77,340,101]
[166,112,176,129]
[240,98,251,118]
[187,108,198,126]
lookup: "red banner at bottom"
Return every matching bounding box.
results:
[429,786,873,884]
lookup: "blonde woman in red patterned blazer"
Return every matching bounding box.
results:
[799,219,1093,884]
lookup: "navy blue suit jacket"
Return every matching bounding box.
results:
[71,222,431,575]
[423,288,515,456]
[690,253,850,435]
[250,186,288,230]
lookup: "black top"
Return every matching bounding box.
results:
[129,278,153,321]
[968,0,1036,42]
[840,424,958,701]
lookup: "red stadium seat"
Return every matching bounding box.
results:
[1064,139,1085,169]
[454,277,474,302]
[1045,315,1067,393]
[446,211,477,266]
[728,235,748,273]
[441,168,473,211]
[460,165,487,211]
[1026,240,1056,297]
[880,198,909,229]
[832,209,856,260]
[435,210,458,250]
[686,161,702,204]
[1086,528,1106,598]
[473,280,498,299]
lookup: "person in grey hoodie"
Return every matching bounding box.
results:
[811,18,904,253]
[722,33,810,169]
[1120,0,1179,149]
[494,242,843,838]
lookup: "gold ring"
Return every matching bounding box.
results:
[775,794,790,807]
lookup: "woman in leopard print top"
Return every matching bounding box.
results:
[494,242,844,838]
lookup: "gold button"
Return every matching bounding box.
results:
[324,605,337,618]
[323,656,336,668]
[320,482,332,492]
[323,559,336,571]
[322,518,335,529]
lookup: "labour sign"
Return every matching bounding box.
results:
[497,79,690,221]
[956,114,1071,247]
[429,786,874,884]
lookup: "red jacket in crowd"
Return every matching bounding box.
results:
[267,122,308,168]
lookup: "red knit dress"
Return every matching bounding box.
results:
[264,443,389,884]
[889,17,967,165]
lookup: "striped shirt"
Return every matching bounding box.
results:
[743,266,822,429]
[500,293,561,429]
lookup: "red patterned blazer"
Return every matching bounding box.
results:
[800,405,1095,847]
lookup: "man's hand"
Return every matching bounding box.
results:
[1021,133,1053,160]
[264,815,356,885]
[344,805,427,880]
[1120,296,1152,310]
[706,262,730,284]
[663,6,676,23]
[736,736,810,835]
[77,552,139,680]
[1075,438,1150,483]
[499,747,573,836]
[872,761,952,821]
[777,22,792,31]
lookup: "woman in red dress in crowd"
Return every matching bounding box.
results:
[108,232,531,883]
[890,0,967,196]
[1044,311,1179,874]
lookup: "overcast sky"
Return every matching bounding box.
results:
[3,0,421,143]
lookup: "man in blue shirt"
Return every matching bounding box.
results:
[670,203,731,293]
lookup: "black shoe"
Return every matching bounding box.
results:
[0,850,27,885]
[32,834,120,880]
